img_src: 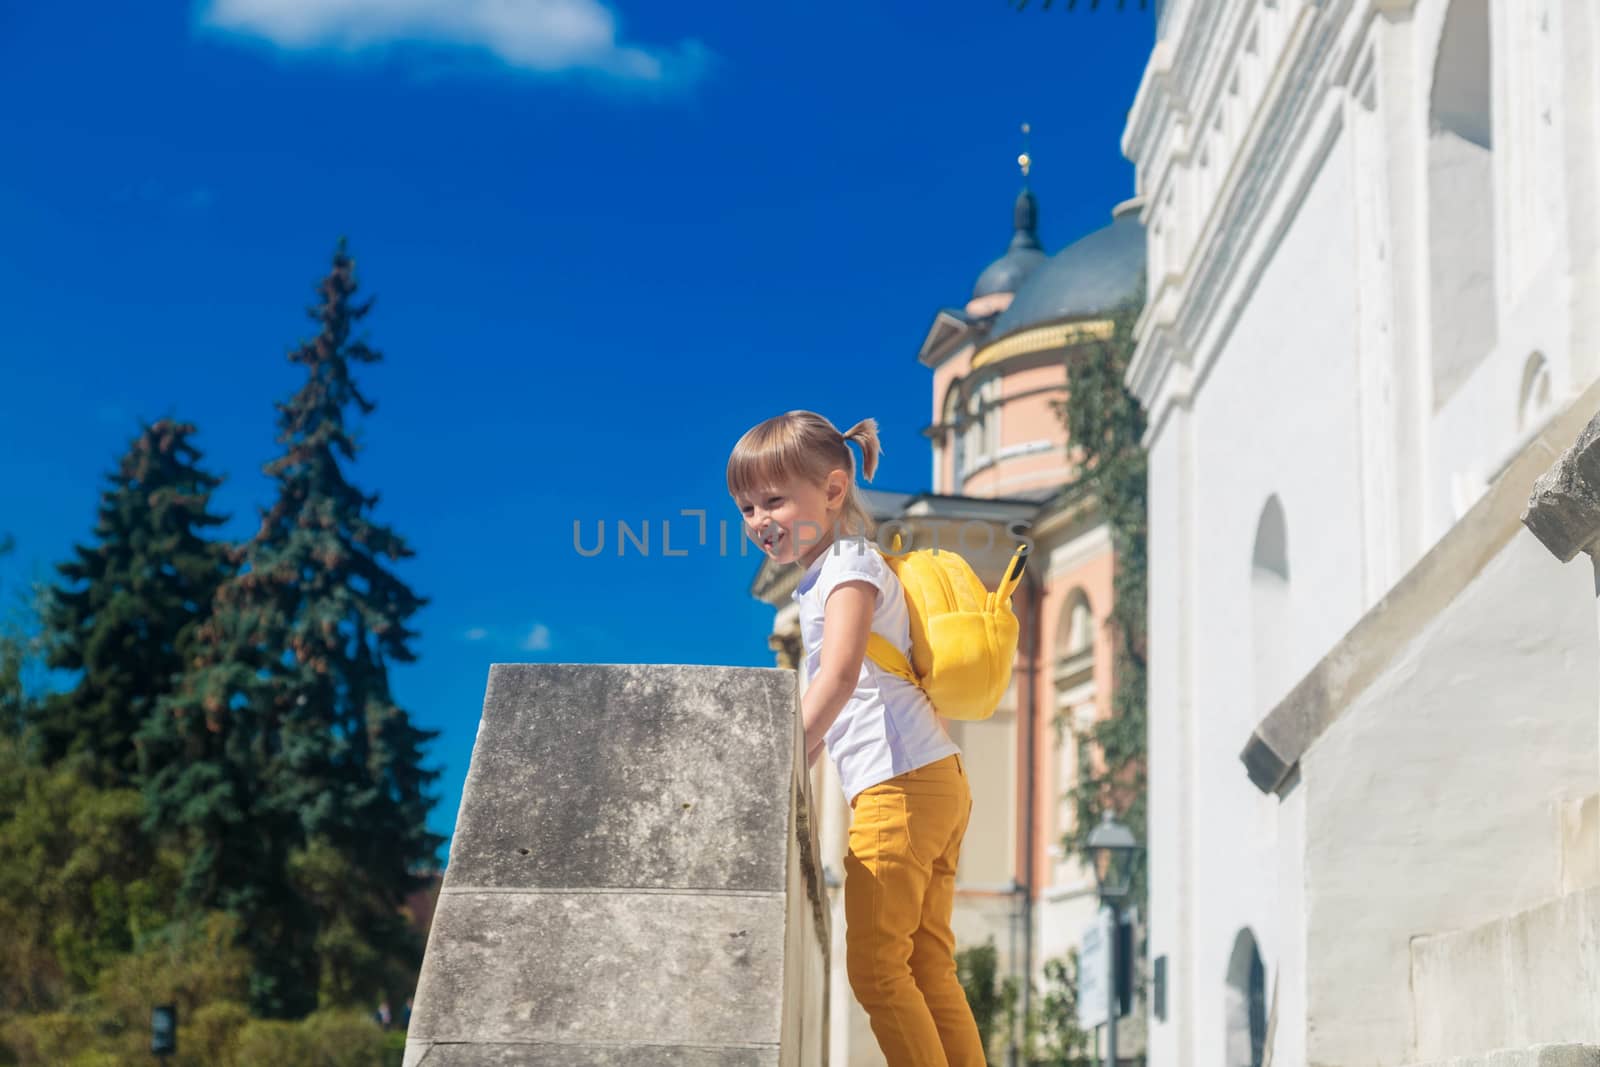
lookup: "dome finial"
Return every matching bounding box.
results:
[1017,122,1032,182]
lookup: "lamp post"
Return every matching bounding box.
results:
[1087,809,1140,1067]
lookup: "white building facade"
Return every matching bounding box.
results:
[1126,2,1600,1066]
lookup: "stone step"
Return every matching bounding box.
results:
[1410,887,1600,1062]
[1405,1044,1600,1067]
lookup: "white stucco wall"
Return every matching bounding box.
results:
[1127,2,1600,1066]
[1429,262,1571,534]
[1146,412,1188,1067]
[1183,130,1364,1067]
[1269,780,1306,1067]
[1299,529,1598,1067]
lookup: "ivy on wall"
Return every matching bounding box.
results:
[1050,284,1150,906]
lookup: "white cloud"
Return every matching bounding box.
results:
[460,622,553,650]
[197,0,709,85]
[520,623,552,651]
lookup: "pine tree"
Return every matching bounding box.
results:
[34,419,231,788]
[142,239,443,1018]
[0,533,28,739]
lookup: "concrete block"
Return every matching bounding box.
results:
[442,663,794,892]
[1405,1044,1600,1067]
[406,664,829,1067]
[1411,887,1600,1061]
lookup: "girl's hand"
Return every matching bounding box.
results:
[799,579,874,758]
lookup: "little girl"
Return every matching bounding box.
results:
[728,410,987,1067]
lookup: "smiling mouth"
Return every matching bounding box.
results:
[762,529,785,552]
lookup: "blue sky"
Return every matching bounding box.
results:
[0,0,1154,863]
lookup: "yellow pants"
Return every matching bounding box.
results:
[844,753,987,1067]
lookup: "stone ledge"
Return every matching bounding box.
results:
[404,1042,778,1066]
[407,665,828,1066]
[1403,1045,1600,1067]
[443,664,795,892]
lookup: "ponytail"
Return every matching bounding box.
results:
[841,418,882,483]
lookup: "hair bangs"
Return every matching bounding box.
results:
[726,417,830,502]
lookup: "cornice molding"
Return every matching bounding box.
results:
[1124,38,1179,164]
[971,319,1115,372]
[1179,17,1348,380]
[1128,0,1355,433]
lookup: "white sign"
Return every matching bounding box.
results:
[1077,906,1112,1029]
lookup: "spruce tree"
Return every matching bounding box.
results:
[142,239,443,1018]
[35,419,231,788]
[0,533,39,740]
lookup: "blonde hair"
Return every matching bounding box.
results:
[727,411,882,540]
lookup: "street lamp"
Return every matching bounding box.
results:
[1087,809,1141,1067]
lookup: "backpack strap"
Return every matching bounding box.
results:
[865,631,919,687]
[990,543,1029,612]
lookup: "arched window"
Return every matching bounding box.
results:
[1055,590,1096,686]
[940,383,963,493]
[1251,497,1291,713]
[1428,0,1498,410]
[1517,351,1553,434]
[958,377,1002,479]
[1066,600,1093,658]
[1225,930,1268,1067]
[1052,589,1096,880]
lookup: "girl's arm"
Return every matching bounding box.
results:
[800,579,876,766]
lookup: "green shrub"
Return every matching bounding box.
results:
[0,1011,96,1067]
[957,938,1006,1065]
[185,1000,251,1066]
[232,1010,385,1067]
[63,1052,119,1067]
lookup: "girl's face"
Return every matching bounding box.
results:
[736,470,846,567]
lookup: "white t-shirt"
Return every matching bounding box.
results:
[792,536,961,803]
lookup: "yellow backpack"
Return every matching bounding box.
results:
[864,535,1029,722]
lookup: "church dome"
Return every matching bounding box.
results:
[972,188,1048,300]
[990,197,1145,337]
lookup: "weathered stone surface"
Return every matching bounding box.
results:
[1523,408,1600,562]
[444,664,795,891]
[410,890,786,1046]
[1411,886,1600,1061]
[404,1044,777,1067]
[1404,1045,1600,1067]
[406,664,828,1067]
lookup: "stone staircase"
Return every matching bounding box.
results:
[1405,794,1600,1067]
